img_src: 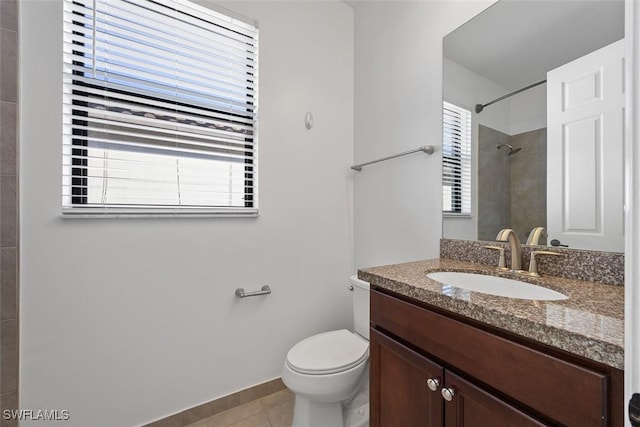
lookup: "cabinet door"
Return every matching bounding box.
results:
[370,328,443,427]
[442,371,547,427]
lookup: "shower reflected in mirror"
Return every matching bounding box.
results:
[496,144,521,156]
[441,0,624,250]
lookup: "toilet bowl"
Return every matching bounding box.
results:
[282,276,370,427]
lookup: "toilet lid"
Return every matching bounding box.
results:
[286,329,369,375]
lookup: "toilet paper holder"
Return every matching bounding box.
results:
[235,285,272,298]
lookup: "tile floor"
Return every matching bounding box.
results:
[184,388,294,427]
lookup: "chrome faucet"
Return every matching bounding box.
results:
[496,228,522,271]
[526,226,547,246]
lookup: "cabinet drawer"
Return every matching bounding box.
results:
[371,289,608,426]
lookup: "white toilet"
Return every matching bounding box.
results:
[282,276,370,427]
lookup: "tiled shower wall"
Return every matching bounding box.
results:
[0,0,19,425]
[510,128,547,243]
[478,125,511,241]
[477,125,547,243]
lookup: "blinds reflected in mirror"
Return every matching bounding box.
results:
[442,102,471,215]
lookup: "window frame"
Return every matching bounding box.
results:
[62,0,259,217]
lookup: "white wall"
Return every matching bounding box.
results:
[20,1,354,426]
[353,1,495,269]
[442,57,510,241]
[625,0,640,418]
[444,58,511,135]
[508,84,546,135]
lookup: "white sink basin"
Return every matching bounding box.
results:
[427,271,568,301]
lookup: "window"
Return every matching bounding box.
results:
[62,0,258,215]
[442,101,471,215]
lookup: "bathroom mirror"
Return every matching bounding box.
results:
[442,0,625,252]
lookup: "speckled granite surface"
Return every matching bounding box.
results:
[440,238,625,286]
[359,258,624,370]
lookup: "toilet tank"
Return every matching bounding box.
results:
[350,276,370,340]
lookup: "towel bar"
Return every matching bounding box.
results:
[351,145,434,171]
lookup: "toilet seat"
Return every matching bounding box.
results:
[286,329,369,375]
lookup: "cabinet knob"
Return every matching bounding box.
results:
[441,387,455,402]
[426,378,440,391]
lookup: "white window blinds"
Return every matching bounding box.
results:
[442,102,471,215]
[62,0,258,215]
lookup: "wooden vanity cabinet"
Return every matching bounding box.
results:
[370,288,624,427]
[371,329,545,427]
[442,370,547,427]
[370,328,443,427]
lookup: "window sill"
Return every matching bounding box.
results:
[61,207,259,219]
[442,213,472,218]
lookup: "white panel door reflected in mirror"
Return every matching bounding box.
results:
[441,0,624,252]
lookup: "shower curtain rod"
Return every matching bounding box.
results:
[475,79,547,113]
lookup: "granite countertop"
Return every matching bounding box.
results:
[359,258,624,370]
